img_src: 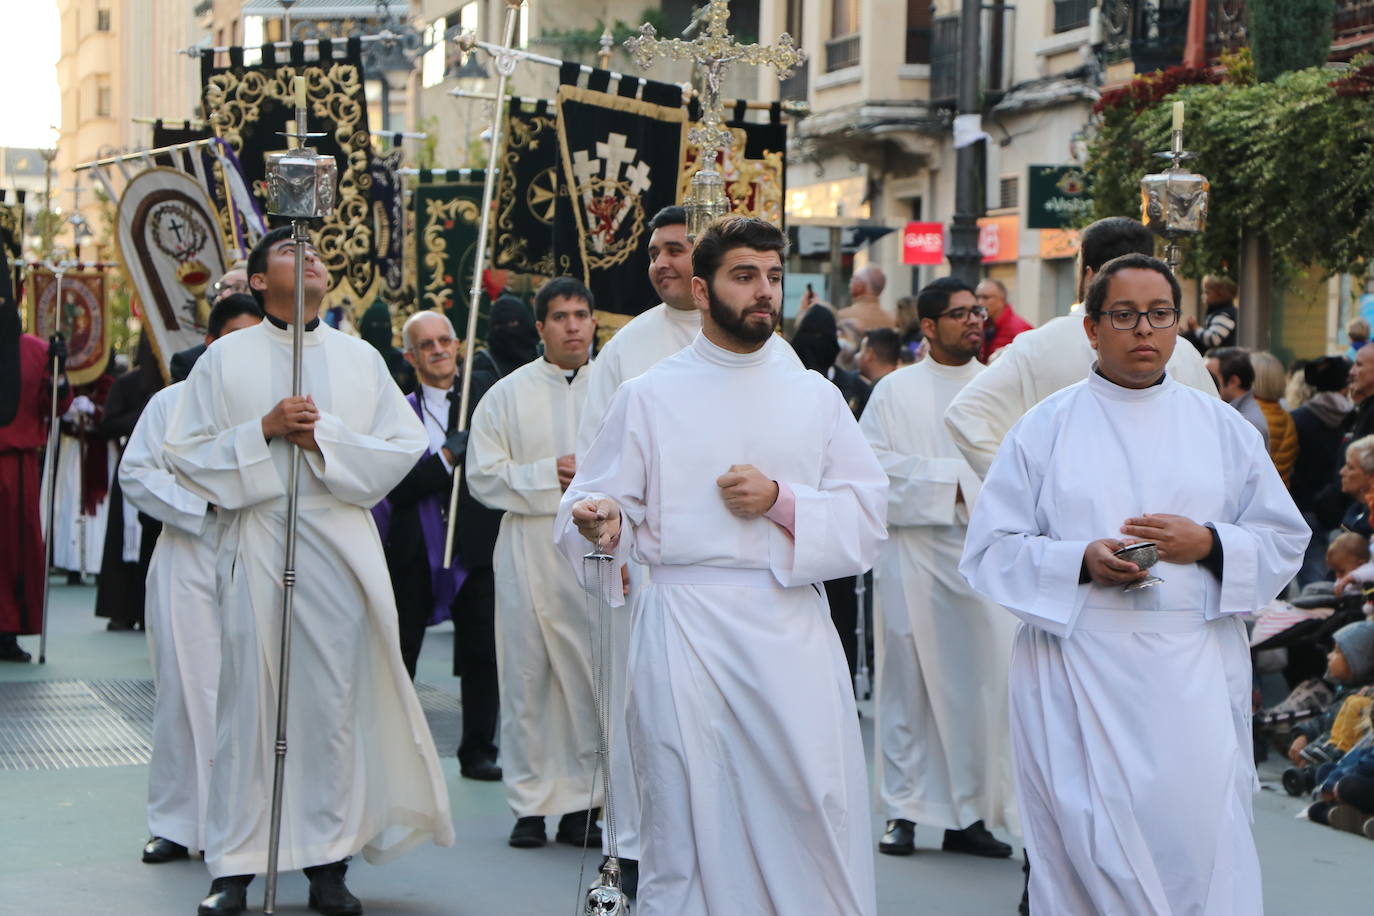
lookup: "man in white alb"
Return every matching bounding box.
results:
[467,277,601,850]
[860,277,1018,862]
[165,226,453,916]
[558,217,887,916]
[121,295,261,866]
[961,253,1307,915]
[944,217,1218,478]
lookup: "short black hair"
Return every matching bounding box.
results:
[1209,346,1255,391]
[208,293,263,338]
[862,327,901,366]
[1080,217,1155,274]
[649,205,686,231]
[692,216,788,281]
[1083,253,1182,318]
[534,276,594,322]
[915,277,976,323]
[245,225,295,307]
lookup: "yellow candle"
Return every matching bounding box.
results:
[1172,100,1184,132]
[293,75,306,110]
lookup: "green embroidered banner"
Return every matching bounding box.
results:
[413,174,488,349]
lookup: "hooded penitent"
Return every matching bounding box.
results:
[790,304,841,374]
[485,295,539,376]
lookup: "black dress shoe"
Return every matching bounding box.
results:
[509,815,547,848]
[1019,852,1031,915]
[878,818,916,856]
[0,635,31,662]
[197,875,253,916]
[459,758,502,781]
[304,860,363,916]
[942,820,1013,858]
[142,835,189,863]
[556,809,603,847]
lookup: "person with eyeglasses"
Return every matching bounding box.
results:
[168,265,254,382]
[961,253,1308,916]
[860,276,1019,867]
[944,217,1218,480]
[210,265,250,303]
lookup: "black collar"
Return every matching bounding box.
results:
[1094,366,1166,388]
[264,311,320,332]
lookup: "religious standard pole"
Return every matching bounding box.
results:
[36,254,75,665]
[260,73,337,916]
[947,0,982,287]
[441,0,524,569]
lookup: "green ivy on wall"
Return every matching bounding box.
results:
[1084,56,1374,282]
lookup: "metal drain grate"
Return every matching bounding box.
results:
[0,680,152,770]
[0,678,463,771]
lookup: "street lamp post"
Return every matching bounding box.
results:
[947,0,982,286]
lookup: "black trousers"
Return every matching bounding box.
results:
[451,566,500,766]
[823,571,873,695]
[394,563,500,765]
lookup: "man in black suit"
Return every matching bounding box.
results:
[377,307,526,782]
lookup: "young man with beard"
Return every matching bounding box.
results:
[961,254,1306,915]
[557,217,888,915]
[467,277,601,849]
[164,227,453,915]
[573,206,798,888]
[860,278,1019,862]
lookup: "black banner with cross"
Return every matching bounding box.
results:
[493,100,559,277]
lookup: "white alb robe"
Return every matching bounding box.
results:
[556,332,887,916]
[119,383,221,850]
[164,320,453,877]
[960,369,1308,916]
[859,358,1019,833]
[43,434,114,573]
[576,305,801,857]
[944,305,1218,477]
[467,357,600,818]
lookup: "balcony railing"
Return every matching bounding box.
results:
[906,25,932,65]
[930,15,959,101]
[780,60,809,101]
[1054,0,1093,33]
[1335,0,1374,39]
[825,33,861,72]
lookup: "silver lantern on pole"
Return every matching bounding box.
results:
[1140,101,1209,273]
[261,72,336,916]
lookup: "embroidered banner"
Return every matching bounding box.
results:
[555,81,687,332]
[413,174,488,349]
[493,101,558,277]
[371,147,405,303]
[27,269,110,386]
[201,37,377,313]
[679,101,787,225]
[114,167,230,381]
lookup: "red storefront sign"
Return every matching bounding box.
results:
[902,221,945,265]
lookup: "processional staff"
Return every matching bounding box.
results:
[35,254,77,665]
[440,0,525,570]
[259,73,337,916]
[1140,100,1210,271]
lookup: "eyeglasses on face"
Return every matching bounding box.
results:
[1100,307,1180,331]
[416,335,455,352]
[937,305,989,322]
[212,279,249,294]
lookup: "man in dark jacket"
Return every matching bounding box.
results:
[1182,275,1238,354]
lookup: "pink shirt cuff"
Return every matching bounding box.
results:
[764,481,796,537]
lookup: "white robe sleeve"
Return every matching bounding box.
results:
[860,381,972,526]
[575,347,621,461]
[466,385,563,516]
[555,384,650,607]
[1209,419,1309,616]
[119,389,209,536]
[164,346,288,510]
[943,342,1033,480]
[299,354,428,508]
[960,423,1094,637]
[771,386,888,586]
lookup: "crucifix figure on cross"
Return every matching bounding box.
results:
[625,0,805,237]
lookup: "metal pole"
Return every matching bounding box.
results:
[262,101,310,916]
[36,259,68,665]
[441,0,522,569]
[947,0,982,287]
[853,572,870,700]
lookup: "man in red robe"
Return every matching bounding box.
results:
[0,305,69,661]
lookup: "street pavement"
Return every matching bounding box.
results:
[1,580,1369,915]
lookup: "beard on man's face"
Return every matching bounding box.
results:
[707,282,778,345]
